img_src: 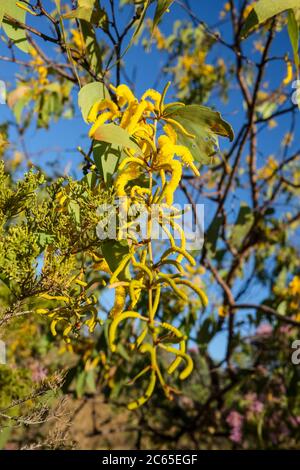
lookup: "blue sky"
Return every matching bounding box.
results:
[0,1,298,360]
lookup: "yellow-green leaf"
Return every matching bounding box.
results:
[93,123,141,154]
[242,0,299,37]
[2,2,29,53]
[152,0,174,31]
[163,104,234,164]
[78,81,109,122]
[288,9,299,68]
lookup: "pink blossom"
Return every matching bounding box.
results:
[256,323,272,337]
[226,411,244,444]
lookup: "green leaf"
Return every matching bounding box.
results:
[206,214,225,253]
[120,0,151,58]
[288,9,299,68]
[163,104,234,164]
[54,0,61,14]
[93,141,124,184]
[75,370,86,398]
[230,204,254,249]
[101,240,131,281]
[63,0,106,26]
[85,369,96,393]
[0,5,4,28]
[2,2,29,53]
[93,123,141,154]
[36,232,55,250]
[0,426,12,450]
[152,0,174,31]
[242,0,300,37]
[80,20,103,75]
[83,171,97,188]
[78,81,109,123]
[68,200,81,225]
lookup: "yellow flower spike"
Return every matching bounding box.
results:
[158,220,176,248]
[130,185,151,199]
[85,317,96,333]
[169,218,186,262]
[88,99,119,123]
[141,88,162,110]
[159,344,193,380]
[162,159,182,205]
[160,203,185,217]
[50,319,59,337]
[74,279,88,287]
[126,101,149,135]
[163,123,178,144]
[120,101,138,128]
[36,308,49,315]
[173,145,200,176]
[110,253,132,284]
[135,327,148,349]
[129,279,139,306]
[90,356,100,369]
[16,2,38,15]
[115,163,141,197]
[127,370,156,410]
[175,279,208,308]
[110,285,126,317]
[166,345,185,375]
[110,84,136,107]
[160,322,186,340]
[283,60,293,86]
[118,156,146,172]
[164,117,196,139]
[157,259,185,274]
[152,285,161,318]
[88,112,114,138]
[157,273,188,301]
[63,324,72,338]
[134,132,157,153]
[159,218,177,247]
[38,293,70,303]
[132,261,153,283]
[162,246,196,266]
[109,311,147,352]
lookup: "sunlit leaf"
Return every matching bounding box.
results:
[288,9,299,68]
[78,81,109,122]
[152,0,174,31]
[2,2,29,53]
[242,0,299,37]
[163,104,234,164]
[93,123,141,154]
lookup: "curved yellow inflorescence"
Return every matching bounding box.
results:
[84,82,207,409]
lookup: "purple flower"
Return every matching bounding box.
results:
[30,362,48,382]
[245,393,264,414]
[226,411,244,444]
[256,323,273,337]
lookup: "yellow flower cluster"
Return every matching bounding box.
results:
[29,47,48,86]
[85,83,207,408]
[88,82,199,205]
